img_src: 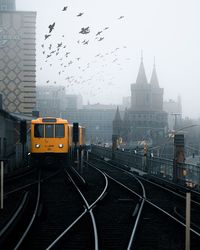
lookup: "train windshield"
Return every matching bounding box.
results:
[55,124,65,138]
[45,124,54,138]
[34,124,44,138]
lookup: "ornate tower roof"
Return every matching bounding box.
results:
[113,106,122,121]
[136,54,148,85]
[150,59,159,87]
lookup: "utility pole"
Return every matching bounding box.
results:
[185,192,191,250]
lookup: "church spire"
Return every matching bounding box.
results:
[150,57,159,87]
[113,106,122,121]
[136,52,148,85]
[113,106,122,136]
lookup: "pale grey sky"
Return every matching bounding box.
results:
[17,0,200,118]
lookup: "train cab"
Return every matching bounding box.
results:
[30,117,69,163]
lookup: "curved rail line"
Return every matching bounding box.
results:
[0,192,29,238]
[46,168,108,250]
[13,171,41,250]
[90,158,200,239]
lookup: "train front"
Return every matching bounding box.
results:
[30,117,69,164]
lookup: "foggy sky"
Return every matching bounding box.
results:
[16,0,200,118]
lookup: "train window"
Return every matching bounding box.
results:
[34,124,44,138]
[45,124,54,138]
[55,124,64,138]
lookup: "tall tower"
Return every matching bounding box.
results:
[0,1,36,116]
[128,56,168,146]
[131,56,151,111]
[113,107,122,136]
[131,57,163,112]
[149,60,164,111]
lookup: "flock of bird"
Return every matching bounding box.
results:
[39,4,129,98]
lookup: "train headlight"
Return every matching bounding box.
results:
[58,144,64,148]
[35,144,40,148]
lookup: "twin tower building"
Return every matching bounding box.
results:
[113,57,168,147]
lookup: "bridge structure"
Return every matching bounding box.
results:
[91,144,200,191]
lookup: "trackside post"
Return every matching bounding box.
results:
[185,192,191,250]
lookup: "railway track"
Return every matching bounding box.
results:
[87,157,200,249]
[1,156,200,249]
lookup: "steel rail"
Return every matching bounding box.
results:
[100,170,146,250]
[46,208,88,250]
[67,172,99,250]
[0,192,29,237]
[14,171,41,250]
[47,168,108,250]
[108,160,200,237]
[5,181,38,196]
[86,163,108,209]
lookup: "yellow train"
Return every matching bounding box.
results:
[30,117,85,165]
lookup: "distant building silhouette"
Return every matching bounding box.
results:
[36,85,83,116]
[113,106,122,137]
[163,96,182,130]
[113,56,168,147]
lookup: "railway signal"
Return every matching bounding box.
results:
[73,122,79,143]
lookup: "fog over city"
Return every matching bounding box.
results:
[17,0,200,118]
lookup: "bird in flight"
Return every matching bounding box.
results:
[96,31,102,36]
[48,22,55,33]
[62,6,68,11]
[45,34,51,40]
[104,27,109,30]
[77,12,84,17]
[118,16,124,19]
[57,42,62,48]
[65,52,70,57]
[83,40,89,45]
[98,37,104,41]
[79,27,90,34]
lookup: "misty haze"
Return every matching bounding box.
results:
[1,1,200,249]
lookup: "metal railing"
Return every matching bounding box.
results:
[91,145,200,190]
